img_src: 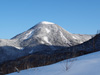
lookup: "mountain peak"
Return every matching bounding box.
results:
[38,21,55,25]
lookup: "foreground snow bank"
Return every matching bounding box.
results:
[7,51,100,75]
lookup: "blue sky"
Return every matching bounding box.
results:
[0,0,100,39]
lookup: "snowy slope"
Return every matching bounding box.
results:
[7,51,100,75]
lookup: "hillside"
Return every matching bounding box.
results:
[0,33,99,74]
[7,51,100,75]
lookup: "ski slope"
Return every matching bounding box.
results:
[7,51,100,75]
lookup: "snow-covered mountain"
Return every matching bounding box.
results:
[0,21,92,64]
[7,51,100,75]
[12,21,92,50]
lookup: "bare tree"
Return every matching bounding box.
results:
[15,67,20,73]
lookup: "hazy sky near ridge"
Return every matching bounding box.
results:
[0,0,100,39]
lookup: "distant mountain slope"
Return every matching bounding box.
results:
[70,33,100,53]
[0,21,92,64]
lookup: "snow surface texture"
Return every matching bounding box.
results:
[0,39,22,49]
[23,30,35,40]
[45,28,50,33]
[7,51,100,75]
[43,36,52,45]
[60,31,69,43]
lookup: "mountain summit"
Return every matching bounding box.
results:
[0,21,92,63]
[38,21,55,24]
